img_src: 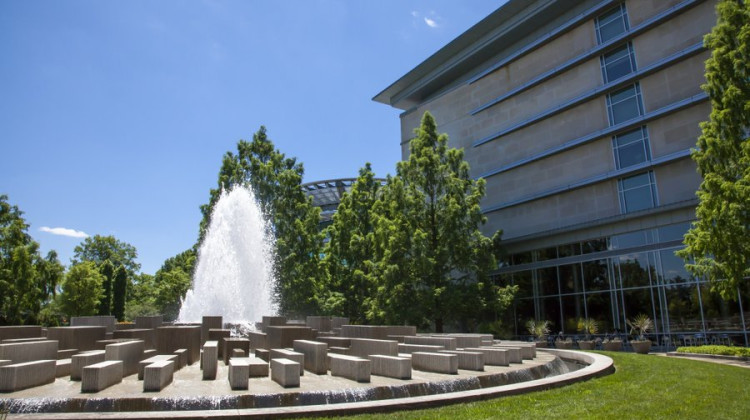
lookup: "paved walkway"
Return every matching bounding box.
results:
[654,352,750,369]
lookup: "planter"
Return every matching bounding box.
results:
[602,341,623,351]
[578,340,596,350]
[631,340,652,354]
[534,341,548,348]
[555,340,573,349]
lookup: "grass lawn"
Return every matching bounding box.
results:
[315,352,750,419]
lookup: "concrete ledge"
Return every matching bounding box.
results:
[143,360,174,392]
[270,358,300,388]
[349,338,398,358]
[398,343,445,354]
[412,352,458,374]
[228,358,250,390]
[105,340,144,377]
[0,340,58,364]
[55,359,72,378]
[492,346,522,363]
[0,360,56,392]
[495,342,536,359]
[81,360,123,392]
[328,353,371,383]
[369,354,411,379]
[438,350,484,371]
[292,340,328,374]
[466,347,509,366]
[404,336,456,350]
[269,349,304,376]
[138,355,178,380]
[71,350,106,381]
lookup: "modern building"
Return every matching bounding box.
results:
[303,178,386,230]
[375,0,748,345]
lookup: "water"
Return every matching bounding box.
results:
[178,185,277,325]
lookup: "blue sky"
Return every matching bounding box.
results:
[0,0,503,274]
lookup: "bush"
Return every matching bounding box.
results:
[676,345,750,357]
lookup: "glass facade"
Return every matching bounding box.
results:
[600,42,637,83]
[595,3,630,44]
[500,223,749,346]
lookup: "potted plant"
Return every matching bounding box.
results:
[555,335,573,349]
[525,319,551,348]
[602,335,623,351]
[627,313,654,354]
[577,318,598,350]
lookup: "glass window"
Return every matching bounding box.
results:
[514,270,534,299]
[586,292,614,333]
[657,222,691,243]
[613,127,651,169]
[614,252,653,289]
[659,249,692,285]
[558,242,582,258]
[541,297,562,333]
[665,284,703,333]
[559,263,584,294]
[583,259,611,292]
[618,171,657,213]
[610,228,655,250]
[561,294,586,334]
[607,84,644,125]
[601,42,637,83]
[595,3,630,44]
[534,247,557,262]
[583,238,608,254]
[536,267,559,297]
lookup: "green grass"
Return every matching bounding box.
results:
[314,352,750,420]
[677,345,750,357]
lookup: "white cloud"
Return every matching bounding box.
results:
[39,226,89,239]
[411,10,419,17]
[424,17,438,28]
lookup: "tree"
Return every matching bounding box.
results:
[72,235,140,276]
[112,265,127,321]
[60,262,103,317]
[98,260,114,316]
[677,1,750,300]
[369,112,513,332]
[322,163,380,322]
[198,127,324,316]
[153,249,195,321]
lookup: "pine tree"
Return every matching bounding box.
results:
[112,265,128,321]
[98,260,114,316]
[677,0,750,300]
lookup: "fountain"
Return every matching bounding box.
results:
[178,185,276,325]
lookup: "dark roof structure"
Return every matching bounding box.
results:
[302,178,387,225]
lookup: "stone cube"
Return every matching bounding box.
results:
[328,354,371,382]
[438,350,484,371]
[411,352,458,374]
[208,329,231,357]
[266,326,314,349]
[0,326,43,341]
[138,355,178,380]
[261,316,286,332]
[466,347,509,366]
[369,354,411,379]
[157,326,200,365]
[228,358,250,390]
[270,358,300,388]
[270,349,304,375]
[71,350,106,381]
[201,316,222,345]
[0,340,58,364]
[105,340,144,377]
[143,360,174,392]
[222,338,250,365]
[81,360,123,392]
[47,326,105,351]
[71,316,116,333]
[134,315,163,330]
[349,338,398,358]
[248,331,268,350]
[293,340,328,374]
[0,360,56,392]
[202,341,218,380]
[404,336,457,350]
[113,329,157,350]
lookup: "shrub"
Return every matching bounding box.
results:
[676,345,750,357]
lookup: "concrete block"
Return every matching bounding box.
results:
[55,358,71,377]
[57,349,78,359]
[340,325,389,339]
[266,326,314,349]
[47,326,105,351]
[143,360,174,392]
[411,352,458,374]
[328,353,371,382]
[134,315,163,330]
[0,360,10,367]
[201,316,222,345]
[466,347,510,366]
[232,348,246,358]
[222,338,250,365]
[385,326,417,337]
[438,350,484,371]
[0,340,58,364]
[331,317,349,330]
[105,340,144,377]
[261,316,286,332]
[349,338,398,357]
[398,343,445,354]
[328,346,350,355]
[270,349,304,375]
[494,342,536,359]
[95,339,137,350]
[491,346,522,363]
[404,336,457,350]
[293,340,328,374]
[174,349,188,369]
[115,323,136,331]
[248,331,268,350]
[138,355,178,380]
[369,354,411,379]
[228,358,250,390]
[143,349,157,359]
[270,358,300,388]
[81,360,123,392]
[113,329,157,350]
[315,336,351,348]
[0,360,56,392]
[202,341,218,380]
[306,316,331,332]
[0,326,42,341]
[441,334,483,349]
[1,337,47,344]
[157,326,200,365]
[247,357,269,377]
[71,350,106,380]
[208,329,231,357]
[255,348,269,361]
[71,316,116,333]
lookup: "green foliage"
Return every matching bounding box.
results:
[72,235,140,276]
[677,345,750,357]
[367,112,513,331]
[322,163,380,323]
[112,265,127,321]
[125,273,160,320]
[153,249,195,321]
[525,319,551,340]
[0,195,62,325]
[626,314,653,341]
[98,260,114,316]
[198,127,323,317]
[577,318,599,340]
[678,0,750,300]
[60,261,103,317]
[315,353,750,420]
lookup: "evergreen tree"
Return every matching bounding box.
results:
[60,262,103,317]
[322,163,380,322]
[98,260,114,316]
[112,265,128,321]
[370,112,513,332]
[72,235,140,277]
[677,0,750,300]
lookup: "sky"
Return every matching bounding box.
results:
[0,0,504,275]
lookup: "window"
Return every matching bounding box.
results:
[607,84,644,125]
[596,4,629,44]
[601,43,637,83]
[613,126,651,169]
[618,172,658,213]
